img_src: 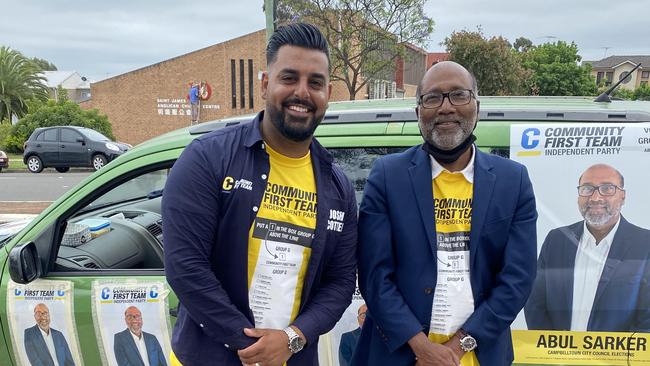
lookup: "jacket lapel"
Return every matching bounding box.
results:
[408,148,437,258]
[591,217,632,315]
[126,331,145,365]
[558,223,581,327]
[469,150,495,273]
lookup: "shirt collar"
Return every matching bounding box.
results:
[38,326,50,338]
[581,216,621,247]
[429,145,475,183]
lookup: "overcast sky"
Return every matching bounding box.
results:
[1,0,647,82]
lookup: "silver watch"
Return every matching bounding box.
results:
[283,326,305,354]
[459,329,477,352]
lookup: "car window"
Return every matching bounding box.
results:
[61,129,83,143]
[80,128,110,141]
[330,147,408,206]
[35,132,45,141]
[42,129,58,141]
[54,168,169,272]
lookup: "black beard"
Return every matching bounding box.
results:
[267,101,323,142]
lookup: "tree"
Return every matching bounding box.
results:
[0,46,49,123]
[521,41,597,96]
[4,99,114,153]
[277,0,434,100]
[30,57,57,71]
[444,29,530,95]
[513,37,533,52]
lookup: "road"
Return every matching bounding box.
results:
[0,172,91,213]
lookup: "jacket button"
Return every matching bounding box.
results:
[424,288,433,295]
[261,174,267,180]
[253,206,258,212]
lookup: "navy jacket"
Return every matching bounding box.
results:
[24,325,75,366]
[163,112,358,365]
[525,217,650,331]
[339,328,361,366]
[113,329,167,366]
[352,146,538,366]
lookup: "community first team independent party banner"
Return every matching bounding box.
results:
[510,123,650,365]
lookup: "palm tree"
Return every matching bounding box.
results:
[0,46,49,123]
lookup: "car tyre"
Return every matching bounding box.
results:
[27,156,44,173]
[55,167,70,173]
[92,154,108,171]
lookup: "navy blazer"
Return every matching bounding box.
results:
[353,145,537,366]
[113,329,167,366]
[24,325,75,366]
[339,328,361,366]
[525,217,650,331]
[163,113,358,365]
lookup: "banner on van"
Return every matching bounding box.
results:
[91,280,172,366]
[510,123,650,365]
[7,279,84,366]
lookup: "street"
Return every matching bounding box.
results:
[0,171,91,213]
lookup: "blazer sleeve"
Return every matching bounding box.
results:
[462,164,538,345]
[524,232,554,330]
[56,331,75,366]
[113,332,129,366]
[163,140,254,349]
[24,328,46,366]
[291,173,358,345]
[357,158,424,352]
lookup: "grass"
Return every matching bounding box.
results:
[7,153,25,170]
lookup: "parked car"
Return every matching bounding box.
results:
[0,150,8,172]
[1,97,650,366]
[22,126,131,173]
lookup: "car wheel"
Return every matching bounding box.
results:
[27,156,44,173]
[92,154,108,171]
[55,167,70,173]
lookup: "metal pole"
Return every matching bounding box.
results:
[265,0,276,42]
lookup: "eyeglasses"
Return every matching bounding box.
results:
[418,89,475,109]
[577,184,624,197]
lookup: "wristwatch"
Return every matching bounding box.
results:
[283,326,306,354]
[458,329,477,352]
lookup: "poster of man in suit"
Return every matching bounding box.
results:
[6,279,83,366]
[510,123,650,365]
[91,280,171,366]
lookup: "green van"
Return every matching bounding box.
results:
[2,96,650,366]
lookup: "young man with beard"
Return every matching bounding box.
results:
[353,61,537,366]
[526,164,650,332]
[163,23,357,366]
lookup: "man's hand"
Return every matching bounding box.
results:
[408,332,460,366]
[238,328,292,366]
[443,332,466,361]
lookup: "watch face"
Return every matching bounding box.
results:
[460,336,477,352]
[290,336,305,352]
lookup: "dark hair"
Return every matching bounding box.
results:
[266,23,329,68]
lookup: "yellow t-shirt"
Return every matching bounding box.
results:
[428,170,479,366]
[247,144,317,329]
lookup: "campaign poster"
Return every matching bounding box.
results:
[91,280,172,366]
[317,280,366,366]
[510,123,650,365]
[6,279,83,366]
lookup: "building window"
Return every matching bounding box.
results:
[596,72,604,84]
[605,72,614,86]
[619,71,631,84]
[231,60,236,108]
[642,71,650,79]
[248,59,254,109]
[240,59,245,109]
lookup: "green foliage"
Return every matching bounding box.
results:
[0,46,50,122]
[4,99,114,153]
[611,84,650,101]
[278,0,434,100]
[520,41,597,96]
[30,57,57,71]
[444,29,530,95]
[0,122,11,150]
[513,37,533,52]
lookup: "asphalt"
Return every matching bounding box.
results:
[0,202,50,224]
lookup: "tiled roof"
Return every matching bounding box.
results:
[584,55,650,69]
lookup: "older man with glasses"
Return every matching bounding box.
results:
[526,163,650,332]
[353,61,538,366]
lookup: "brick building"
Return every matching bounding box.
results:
[85,29,425,145]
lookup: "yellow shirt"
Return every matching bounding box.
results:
[247,144,317,329]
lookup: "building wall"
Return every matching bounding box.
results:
[592,63,648,90]
[90,30,267,145]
